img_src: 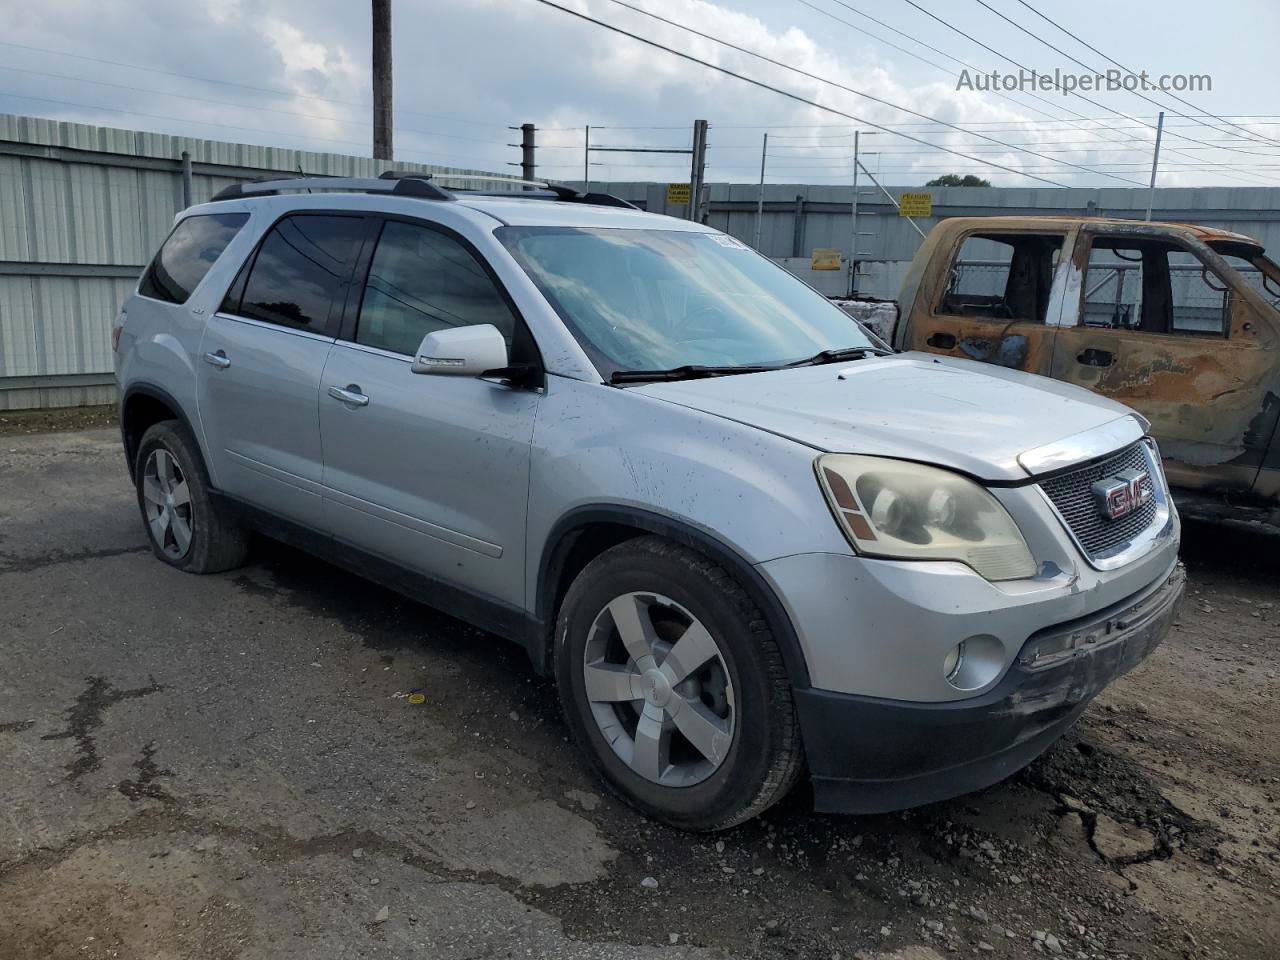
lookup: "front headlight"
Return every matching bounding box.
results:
[816,454,1036,581]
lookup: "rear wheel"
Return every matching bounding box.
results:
[135,421,249,573]
[556,536,803,831]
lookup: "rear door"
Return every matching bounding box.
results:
[1050,226,1278,491]
[198,213,368,527]
[900,227,1070,374]
[317,216,539,609]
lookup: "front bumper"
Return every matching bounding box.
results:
[795,563,1185,814]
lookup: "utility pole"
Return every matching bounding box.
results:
[753,132,768,250]
[520,123,536,184]
[848,130,860,296]
[688,118,708,222]
[584,125,590,192]
[1145,111,1164,222]
[372,0,393,161]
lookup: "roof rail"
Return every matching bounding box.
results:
[209,175,452,202]
[208,170,638,210]
[390,170,639,209]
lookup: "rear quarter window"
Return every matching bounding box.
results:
[138,213,249,305]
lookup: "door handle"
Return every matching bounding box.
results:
[203,350,231,369]
[1077,348,1114,367]
[927,332,957,350]
[328,384,370,407]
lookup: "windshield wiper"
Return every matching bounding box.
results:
[785,346,893,368]
[610,364,775,384]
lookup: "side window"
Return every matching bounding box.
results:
[940,233,1063,323]
[1218,254,1270,301]
[356,221,517,355]
[1082,237,1227,336]
[234,215,364,333]
[1081,241,1144,329]
[138,213,248,305]
[1168,249,1229,335]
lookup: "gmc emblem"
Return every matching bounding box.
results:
[1092,468,1153,520]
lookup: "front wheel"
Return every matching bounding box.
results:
[555,536,804,831]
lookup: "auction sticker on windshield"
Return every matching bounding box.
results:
[708,234,747,249]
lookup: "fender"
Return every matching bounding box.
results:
[534,504,812,690]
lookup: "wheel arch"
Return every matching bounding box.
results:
[120,382,203,483]
[532,505,812,691]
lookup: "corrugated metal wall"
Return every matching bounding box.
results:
[0,113,506,410]
[3,111,1278,410]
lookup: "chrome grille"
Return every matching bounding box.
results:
[1039,443,1159,559]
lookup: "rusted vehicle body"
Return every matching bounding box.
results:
[891,216,1280,526]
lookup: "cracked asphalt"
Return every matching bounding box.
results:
[1,427,1277,960]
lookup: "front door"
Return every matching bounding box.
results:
[197,213,366,527]
[900,227,1069,375]
[318,217,539,609]
[1050,226,1279,491]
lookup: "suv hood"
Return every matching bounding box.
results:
[632,352,1139,482]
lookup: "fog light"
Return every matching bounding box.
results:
[943,641,966,681]
[944,634,1005,691]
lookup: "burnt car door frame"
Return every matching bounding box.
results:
[1050,222,1280,495]
[906,223,1077,375]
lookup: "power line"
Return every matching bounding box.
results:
[810,0,1166,157]
[966,0,1280,150]
[794,0,1118,133]
[1007,0,1280,149]
[886,0,1280,182]
[594,0,1140,185]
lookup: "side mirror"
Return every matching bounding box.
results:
[411,324,508,376]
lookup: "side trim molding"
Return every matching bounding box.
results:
[217,492,534,650]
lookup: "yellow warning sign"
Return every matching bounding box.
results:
[899,192,933,217]
[810,248,842,271]
[666,183,691,206]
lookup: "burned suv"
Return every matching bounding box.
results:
[114,173,1183,830]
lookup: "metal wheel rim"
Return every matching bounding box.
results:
[141,448,193,561]
[582,591,735,787]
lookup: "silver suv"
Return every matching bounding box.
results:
[114,173,1184,830]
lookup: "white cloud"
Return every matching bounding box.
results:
[0,0,1267,188]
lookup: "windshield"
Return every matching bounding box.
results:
[1208,240,1280,306]
[498,226,875,377]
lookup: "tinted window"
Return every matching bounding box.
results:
[357,221,516,355]
[238,216,363,332]
[138,213,248,304]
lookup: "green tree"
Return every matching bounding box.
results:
[924,174,992,187]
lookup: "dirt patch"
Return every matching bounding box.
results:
[0,405,117,436]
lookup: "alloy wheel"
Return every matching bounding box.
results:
[582,591,735,787]
[142,448,193,560]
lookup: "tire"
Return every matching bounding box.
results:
[135,420,249,574]
[555,536,804,831]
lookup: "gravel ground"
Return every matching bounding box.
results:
[0,428,1276,960]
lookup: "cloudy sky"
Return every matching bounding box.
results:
[2,0,1278,188]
